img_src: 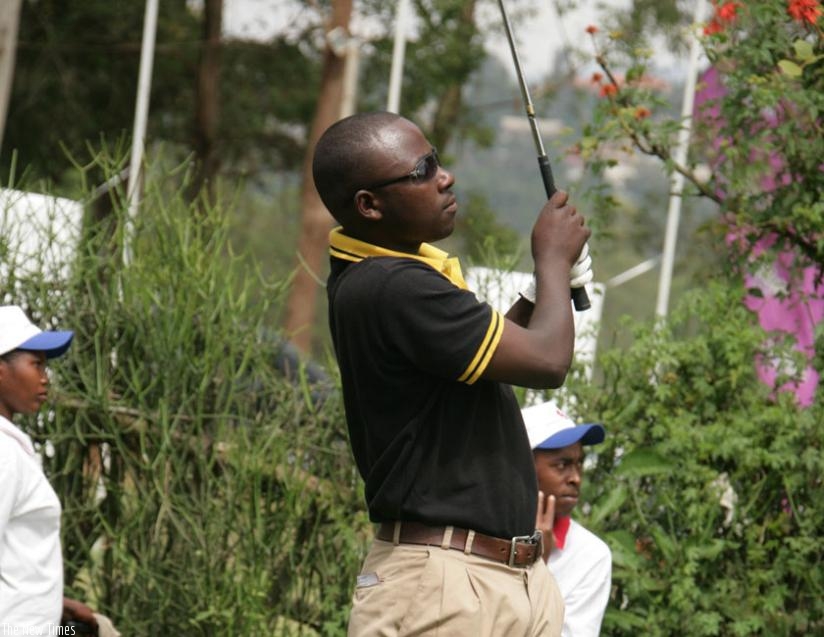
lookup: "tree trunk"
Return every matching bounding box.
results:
[430,83,463,152]
[429,0,476,151]
[189,0,222,204]
[282,0,353,355]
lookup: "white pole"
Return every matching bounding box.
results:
[340,39,360,119]
[124,0,159,267]
[655,0,706,319]
[386,0,410,113]
[607,256,661,289]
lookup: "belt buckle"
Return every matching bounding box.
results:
[508,531,542,567]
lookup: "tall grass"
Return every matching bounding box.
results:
[2,156,369,634]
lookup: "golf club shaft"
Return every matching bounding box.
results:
[497,0,591,312]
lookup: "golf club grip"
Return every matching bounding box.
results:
[537,157,591,312]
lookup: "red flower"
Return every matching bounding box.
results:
[586,25,598,34]
[599,84,618,98]
[787,0,822,23]
[704,0,741,34]
[634,106,652,119]
[717,1,740,21]
[591,72,604,83]
[704,18,723,35]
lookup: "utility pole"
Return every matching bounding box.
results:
[124,0,160,267]
[0,0,22,156]
[655,0,706,319]
[386,0,411,113]
[340,38,360,119]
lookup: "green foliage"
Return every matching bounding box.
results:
[3,155,368,634]
[358,0,491,147]
[582,1,824,270]
[6,0,506,193]
[5,0,320,189]
[455,191,522,265]
[564,283,824,636]
[217,38,321,172]
[7,0,198,183]
[5,3,823,634]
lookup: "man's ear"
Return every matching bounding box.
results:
[353,189,383,222]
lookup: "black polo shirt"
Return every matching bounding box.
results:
[327,254,537,539]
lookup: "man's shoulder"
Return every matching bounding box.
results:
[333,255,444,276]
[550,519,612,586]
[330,256,459,300]
[333,255,430,278]
[569,519,611,559]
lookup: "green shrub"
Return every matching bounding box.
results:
[4,161,369,635]
[566,283,823,636]
[7,157,822,636]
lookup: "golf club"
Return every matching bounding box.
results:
[497,0,591,311]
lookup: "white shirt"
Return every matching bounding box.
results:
[547,518,612,637]
[0,415,63,630]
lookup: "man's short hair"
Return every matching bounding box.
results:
[312,111,403,222]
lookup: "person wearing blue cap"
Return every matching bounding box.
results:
[522,400,612,637]
[0,305,106,634]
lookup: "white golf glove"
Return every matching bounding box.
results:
[569,243,593,288]
[519,244,593,303]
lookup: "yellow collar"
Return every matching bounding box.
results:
[329,227,468,290]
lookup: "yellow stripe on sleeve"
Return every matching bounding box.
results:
[457,310,504,385]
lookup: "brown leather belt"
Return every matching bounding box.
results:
[376,521,543,568]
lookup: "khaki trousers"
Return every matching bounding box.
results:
[348,539,564,637]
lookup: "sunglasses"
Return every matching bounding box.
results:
[361,148,441,192]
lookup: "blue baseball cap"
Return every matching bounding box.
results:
[522,401,605,450]
[0,305,74,359]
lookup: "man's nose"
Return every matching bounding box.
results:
[438,166,455,189]
[568,468,582,485]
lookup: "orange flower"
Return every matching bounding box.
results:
[787,0,822,23]
[591,72,604,83]
[634,106,652,119]
[585,25,598,34]
[599,84,618,98]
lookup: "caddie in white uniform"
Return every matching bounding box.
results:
[523,400,612,637]
[0,305,73,632]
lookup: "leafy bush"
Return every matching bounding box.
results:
[582,1,824,270]
[6,153,823,636]
[3,161,369,634]
[566,283,823,636]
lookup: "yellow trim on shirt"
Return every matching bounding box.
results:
[329,227,468,290]
[457,310,504,385]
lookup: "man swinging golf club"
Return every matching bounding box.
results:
[314,108,591,635]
